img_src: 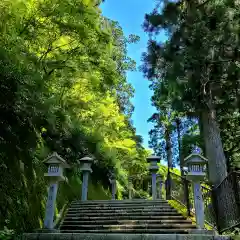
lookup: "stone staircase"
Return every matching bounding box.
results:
[60,199,196,234]
[22,199,231,239]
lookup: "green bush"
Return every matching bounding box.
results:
[0,227,15,240]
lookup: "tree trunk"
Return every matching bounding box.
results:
[198,114,206,156]
[201,107,227,186]
[176,118,184,176]
[176,118,190,208]
[166,129,172,170]
[165,129,172,199]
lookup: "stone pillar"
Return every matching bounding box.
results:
[79,156,93,201]
[147,178,151,196]
[193,182,204,229]
[109,172,116,200]
[111,179,116,200]
[157,175,163,199]
[44,182,58,229]
[128,177,133,199]
[81,171,89,201]
[152,172,157,200]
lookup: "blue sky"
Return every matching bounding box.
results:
[101,0,166,149]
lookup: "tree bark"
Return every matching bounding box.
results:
[201,107,227,186]
[198,113,206,156]
[176,118,184,176]
[166,129,172,170]
[165,128,172,199]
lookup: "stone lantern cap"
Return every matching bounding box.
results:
[43,152,70,168]
[79,156,93,162]
[184,153,208,166]
[78,156,93,172]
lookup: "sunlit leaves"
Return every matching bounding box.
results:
[0,0,148,234]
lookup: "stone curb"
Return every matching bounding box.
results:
[20,233,232,240]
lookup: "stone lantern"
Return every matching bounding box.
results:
[78,156,93,201]
[109,171,116,200]
[147,155,160,200]
[43,152,70,230]
[184,153,208,182]
[184,153,208,229]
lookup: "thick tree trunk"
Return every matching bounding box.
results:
[201,107,227,186]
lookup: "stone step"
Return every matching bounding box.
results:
[62,219,193,225]
[60,223,196,230]
[70,204,171,208]
[67,208,178,214]
[65,211,182,217]
[69,205,173,210]
[22,233,231,240]
[64,215,186,221]
[60,229,193,234]
[70,202,171,206]
[69,204,173,211]
[70,200,169,207]
[71,200,168,204]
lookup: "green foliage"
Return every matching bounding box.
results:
[142,0,239,185]
[0,227,15,240]
[0,0,147,234]
[168,200,213,231]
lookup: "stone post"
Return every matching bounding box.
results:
[109,172,116,200]
[157,174,163,199]
[44,183,58,229]
[148,180,151,196]
[43,152,70,230]
[128,177,133,199]
[79,156,93,201]
[193,182,204,228]
[147,155,160,200]
[184,152,208,229]
[152,172,157,200]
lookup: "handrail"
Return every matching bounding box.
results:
[169,171,185,180]
[214,170,240,189]
[169,171,212,189]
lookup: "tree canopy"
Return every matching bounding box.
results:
[0,0,148,235]
[142,0,239,186]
